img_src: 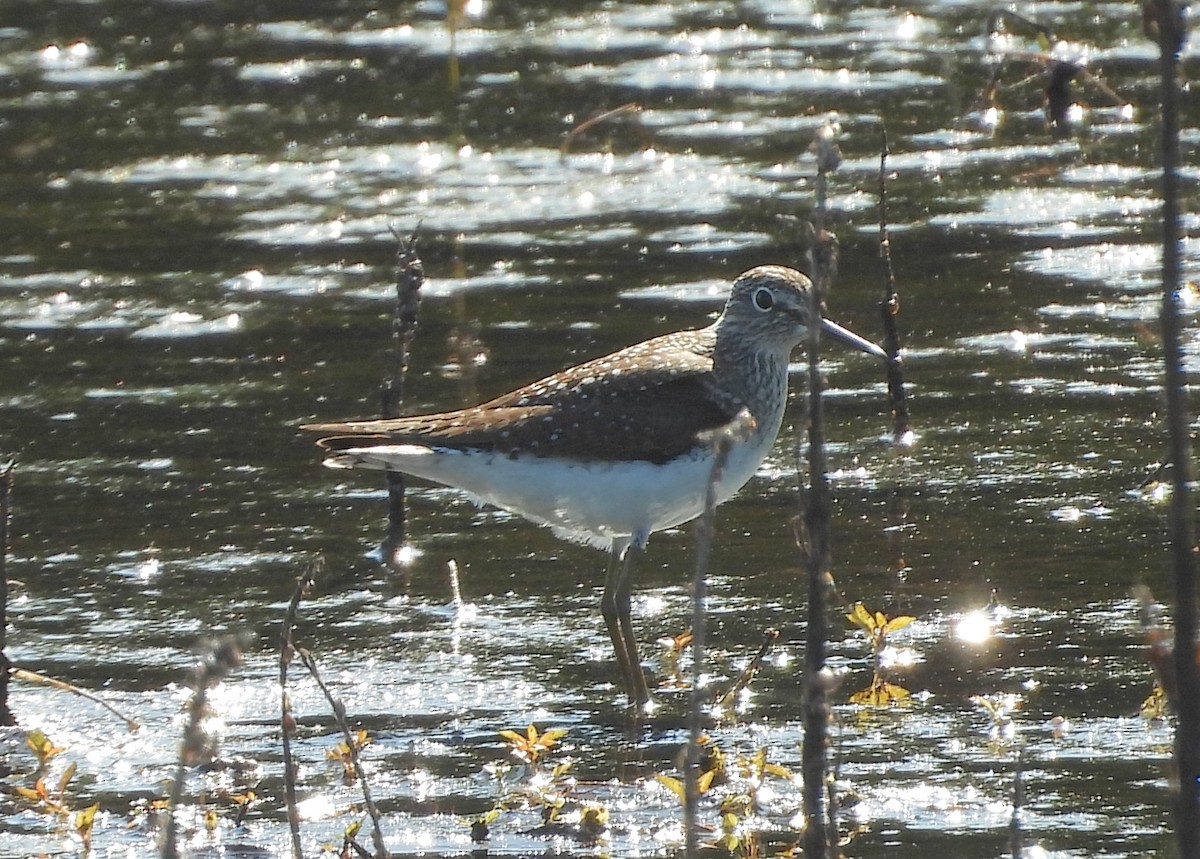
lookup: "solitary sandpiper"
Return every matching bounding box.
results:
[304,265,887,705]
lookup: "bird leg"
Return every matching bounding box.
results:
[601,544,650,706]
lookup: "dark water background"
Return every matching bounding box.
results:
[1,1,1198,856]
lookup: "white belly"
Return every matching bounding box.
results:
[331,432,776,553]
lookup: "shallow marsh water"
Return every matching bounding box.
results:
[0,1,1198,856]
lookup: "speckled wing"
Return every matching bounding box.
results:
[306,329,739,464]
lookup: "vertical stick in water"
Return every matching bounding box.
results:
[0,462,13,726]
[685,421,744,857]
[800,124,840,859]
[877,129,911,443]
[1146,2,1199,854]
[280,566,318,859]
[380,232,424,571]
[163,637,244,859]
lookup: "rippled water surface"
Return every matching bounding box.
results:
[1,1,1198,856]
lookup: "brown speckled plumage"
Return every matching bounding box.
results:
[305,265,857,465]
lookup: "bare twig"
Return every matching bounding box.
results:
[801,122,841,859]
[1145,1,1199,854]
[297,648,389,858]
[715,628,779,711]
[877,130,911,442]
[380,229,425,571]
[280,565,319,859]
[685,413,750,858]
[1009,749,1026,858]
[10,667,138,731]
[0,461,13,726]
[162,636,245,859]
[559,103,646,159]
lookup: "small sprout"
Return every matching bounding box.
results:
[204,806,219,832]
[719,793,753,819]
[226,790,257,827]
[654,769,716,807]
[849,678,912,706]
[578,803,609,840]
[1141,681,1168,720]
[539,794,566,825]
[14,776,68,815]
[847,603,916,706]
[73,802,100,852]
[326,729,372,784]
[846,602,915,650]
[56,761,78,796]
[734,747,792,784]
[498,724,567,768]
[659,628,694,687]
[26,729,67,771]
[668,629,694,653]
[710,811,742,854]
[469,807,501,842]
[338,817,371,858]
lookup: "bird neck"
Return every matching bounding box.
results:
[710,324,792,434]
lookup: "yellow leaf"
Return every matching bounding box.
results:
[57,761,78,795]
[850,680,911,706]
[498,730,525,746]
[73,802,100,833]
[874,610,887,629]
[1141,683,1168,719]
[697,768,716,794]
[883,615,915,634]
[765,762,792,780]
[846,602,874,630]
[654,774,685,803]
[13,786,42,802]
[538,728,568,747]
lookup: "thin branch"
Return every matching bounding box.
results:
[280,564,319,859]
[877,129,911,443]
[559,103,646,159]
[297,648,389,858]
[380,229,425,571]
[10,667,138,731]
[1145,1,1199,854]
[685,414,751,858]
[0,461,14,726]
[715,628,779,711]
[801,122,842,859]
[162,636,245,859]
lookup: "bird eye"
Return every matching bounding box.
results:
[753,287,774,311]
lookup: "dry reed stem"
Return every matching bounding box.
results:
[162,636,244,859]
[559,103,646,159]
[1145,1,1199,853]
[296,647,389,858]
[380,230,425,570]
[716,628,778,711]
[798,125,841,859]
[876,130,910,442]
[0,461,13,726]
[684,412,752,857]
[280,566,318,859]
[10,667,138,731]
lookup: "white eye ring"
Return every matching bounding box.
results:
[753,287,774,311]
